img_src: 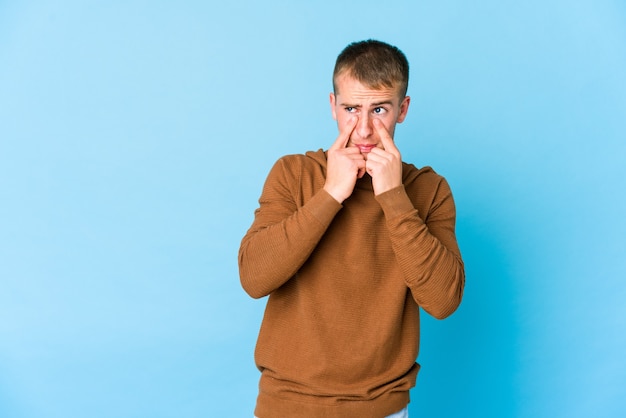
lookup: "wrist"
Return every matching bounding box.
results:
[323,185,346,204]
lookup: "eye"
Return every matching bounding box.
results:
[373,107,386,114]
[345,107,356,113]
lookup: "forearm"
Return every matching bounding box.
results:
[377,185,465,319]
[239,189,341,298]
[389,216,465,319]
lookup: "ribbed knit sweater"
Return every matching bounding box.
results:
[239,149,464,418]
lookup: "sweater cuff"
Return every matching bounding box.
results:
[375,185,417,219]
[304,189,343,226]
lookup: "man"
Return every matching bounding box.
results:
[239,40,464,418]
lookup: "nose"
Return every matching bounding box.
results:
[356,114,373,139]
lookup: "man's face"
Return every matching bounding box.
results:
[330,73,410,159]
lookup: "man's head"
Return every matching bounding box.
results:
[332,39,409,99]
[330,40,411,158]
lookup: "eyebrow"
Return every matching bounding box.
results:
[339,100,393,107]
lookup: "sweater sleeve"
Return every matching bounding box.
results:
[375,178,465,319]
[238,157,342,299]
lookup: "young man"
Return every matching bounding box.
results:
[239,40,465,418]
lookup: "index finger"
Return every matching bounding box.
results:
[373,119,398,153]
[329,117,357,150]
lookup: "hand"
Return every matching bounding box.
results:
[324,117,366,203]
[366,119,403,195]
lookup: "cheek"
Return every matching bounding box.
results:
[335,111,348,125]
[340,114,359,131]
[374,115,395,134]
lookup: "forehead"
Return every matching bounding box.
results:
[334,74,402,103]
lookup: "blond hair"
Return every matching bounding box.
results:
[333,39,409,97]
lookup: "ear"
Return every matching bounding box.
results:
[330,92,337,120]
[396,96,411,123]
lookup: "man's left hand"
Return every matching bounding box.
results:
[366,119,403,195]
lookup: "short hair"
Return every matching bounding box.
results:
[333,39,409,98]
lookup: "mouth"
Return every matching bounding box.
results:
[355,144,377,154]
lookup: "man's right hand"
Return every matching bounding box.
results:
[323,117,365,203]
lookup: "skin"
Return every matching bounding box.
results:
[324,73,411,203]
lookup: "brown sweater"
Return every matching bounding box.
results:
[239,149,464,418]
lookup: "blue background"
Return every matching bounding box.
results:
[1,1,625,417]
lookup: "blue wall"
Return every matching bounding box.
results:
[1,1,624,417]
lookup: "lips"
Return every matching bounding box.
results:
[355,144,377,153]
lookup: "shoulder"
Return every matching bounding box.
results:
[402,163,454,209]
[263,149,327,203]
[402,163,447,187]
[264,149,327,187]
[269,149,327,177]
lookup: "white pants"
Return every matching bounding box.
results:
[255,406,408,418]
[387,406,409,418]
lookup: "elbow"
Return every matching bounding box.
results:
[426,267,465,320]
[240,273,270,299]
[239,259,272,299]
[238,244,269,299]
[430,297,461,320]
[429,292,463,320]
[238,250,274,299]
[239,240,294,299]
